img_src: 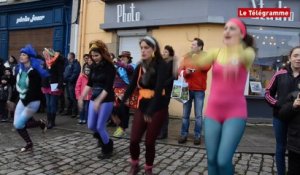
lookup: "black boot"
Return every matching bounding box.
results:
[16,128,33,152]
[47,113,54,129]
[52,113,56,127]
[98,139,113,159]
[93,132,104,147]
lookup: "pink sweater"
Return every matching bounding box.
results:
[205,62,248,123]
[75,73,91,100]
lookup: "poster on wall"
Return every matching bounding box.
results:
[249,81,263,93]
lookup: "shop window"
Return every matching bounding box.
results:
[247,27,300,96]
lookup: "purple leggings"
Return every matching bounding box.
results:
[87,101,113,144]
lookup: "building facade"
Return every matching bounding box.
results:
[0,0,73,60]
[78,0,300,118]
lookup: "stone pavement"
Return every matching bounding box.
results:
[0,113,281,175]
[0,132,281,175]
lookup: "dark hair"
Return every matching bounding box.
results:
[83,54,89,58]
[194,38,204,50]
[239,20,254,48]
[164,45,175,57]
[9,55,17,64]
[139,36,163,61]
[68,52,75,59]
[289,46,300,57]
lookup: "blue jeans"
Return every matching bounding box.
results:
[273,117,288,175]
[79,100,89,121]
[45,94,59,114]
[180,90,205,139]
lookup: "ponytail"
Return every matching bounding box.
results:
[243,34,254,48]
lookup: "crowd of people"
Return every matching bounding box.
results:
[0,17,299,175]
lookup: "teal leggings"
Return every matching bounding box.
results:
[204,117,246,175]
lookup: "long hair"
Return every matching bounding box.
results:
[139,36,163,61]
[89,40,113,64]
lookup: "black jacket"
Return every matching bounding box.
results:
[64,59,81,84]
[87,60,116,102]
[45,56,65,89]
[164,59,176,104]
[265,66,300,117]
[16,68,42,106]
[279,91,300,154]
[123,58,168,116]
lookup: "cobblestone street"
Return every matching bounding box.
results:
[0,131,281,175]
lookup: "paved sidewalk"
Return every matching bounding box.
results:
[0,113,279,175]
[0,132,279,175]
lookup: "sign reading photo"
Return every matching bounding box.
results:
[117,3,141,23]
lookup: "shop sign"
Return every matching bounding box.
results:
[117,3,141,23]
[9,10,53,28]
[250,0,294,21]
[16,14,45,24]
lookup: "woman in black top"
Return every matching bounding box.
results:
[41,48,65,129]
[78,40,116,159]
[14,44,48,152]
[123,36,168,175]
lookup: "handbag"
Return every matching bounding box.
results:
[171,71,189,103]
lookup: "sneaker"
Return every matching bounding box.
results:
[78,120,83,124]
[113,127,125,137]
[194,138,201,145]
[82,120,87,124]
[178,136,187,144]
[20,142,33,152]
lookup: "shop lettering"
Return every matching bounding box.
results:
[16,14,45,24]
[250,0,294,21]
[117,3,141,23]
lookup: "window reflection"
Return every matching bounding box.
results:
[247,27,300,96]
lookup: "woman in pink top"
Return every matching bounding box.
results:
[193,18,255,175]
[75,66,92,124]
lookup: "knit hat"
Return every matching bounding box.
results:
[20,44,37,58]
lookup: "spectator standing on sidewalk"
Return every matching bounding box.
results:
[41,48,65,129]
[0,75,12,122]
[4,67,17,122]
[122,36,168,175]
[14,44,48,152]
[265,46,300,175]
[192,18,255,175]
[75,65,92,124]
[4,55,18,76]
[157,45,177,139]
[112,51,136,137]
[78,40,116,159]
[178,38,211,145]
[279,60,300,175]
[63,52,81,118]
